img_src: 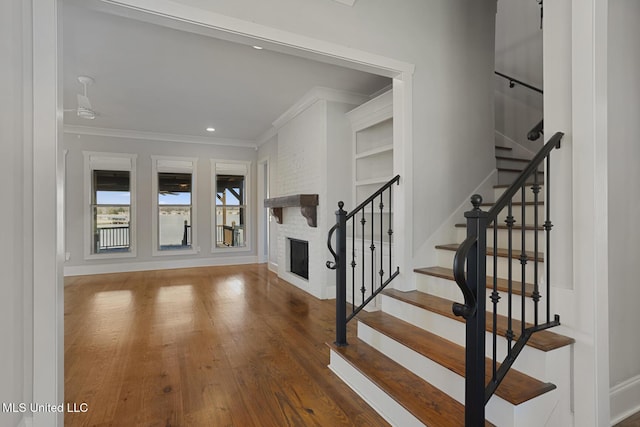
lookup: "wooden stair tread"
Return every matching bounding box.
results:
[454,223,545,231]
[414,266,534,297]
[498,167,545,174]
[495,156,531,162]
[381,289,575,351]
[436,243,544,262]
[494,183,544,189]
[357,311,556,405]
[328,339,494,426]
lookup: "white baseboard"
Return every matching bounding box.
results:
[268,261,278,273]
[64,255,259,277]
[610,374,640,425]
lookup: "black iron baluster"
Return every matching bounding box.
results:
[361,211,366,305]
[370,202,375,297]
[379,195,384,283]
[388,186,393,277]
[520,186,528,336]
[532,175,541,326]
[351,215,356,315]
[506,200,515,354]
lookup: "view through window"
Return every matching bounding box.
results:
[215,173,246,247]
[92,170,131,254]
[158,172,192,250]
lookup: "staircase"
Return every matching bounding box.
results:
[327,134,574,426]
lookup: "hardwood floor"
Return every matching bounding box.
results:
[617,411,640,427]
[64,264,389,427]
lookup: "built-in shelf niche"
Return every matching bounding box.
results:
[347,90,394,207]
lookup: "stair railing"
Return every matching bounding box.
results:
[494,70,544,142]
[495,70,543,94]
[527,119,544,141]
[327,175,401,346]
[453,132,563,425]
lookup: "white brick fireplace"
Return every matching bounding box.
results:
[269,88,364,299]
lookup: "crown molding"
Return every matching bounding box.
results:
[255,126,278,147]
[63,124,258,149]
[272,86,369,130]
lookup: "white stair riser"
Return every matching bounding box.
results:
[496,158,533,170]
[437,248,545,284]
[455,227,546,253]
[493,204,546,225]
[498,169,545,185]
[381,294,555,380]
[415,274,547,324]
[494,185,545,203]
[328,350,424,427]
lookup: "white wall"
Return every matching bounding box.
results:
[168,0,497,272]
[326,101,354,217]
[545,0,611,424]
[608,0,640,421]
[0,1,31,426]
[257,134,279,269]
[494,0,544,149]
[63,133,258,275]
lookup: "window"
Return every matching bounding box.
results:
[84,152,137,259]
[212,160,250,250]
[152,157,197,255]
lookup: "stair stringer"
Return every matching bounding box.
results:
[328,348,424,427]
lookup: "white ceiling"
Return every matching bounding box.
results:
[61,1,391,144]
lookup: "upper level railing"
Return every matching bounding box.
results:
[527,119,544,141]
[452,132,563,425]
[495,71,543,94]
[495,71,545,141]
[327,175,401,346]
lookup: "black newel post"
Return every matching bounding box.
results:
[464,195,488,426]
[335,201,348,347]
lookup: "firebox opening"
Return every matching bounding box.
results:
[289,238,309,280]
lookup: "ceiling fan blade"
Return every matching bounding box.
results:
[77,93,92,110]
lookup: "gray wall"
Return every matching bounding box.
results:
[0,0,31,425]
[608,0,640,391]
[494,0,544,149]
[64,133,258,273]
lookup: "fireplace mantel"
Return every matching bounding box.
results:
[264,194,318,227]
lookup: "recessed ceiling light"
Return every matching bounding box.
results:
[206,127,215,132]
[252,45,263,50]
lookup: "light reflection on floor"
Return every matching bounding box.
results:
[86,290,133,345]
[155,285,194,330]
